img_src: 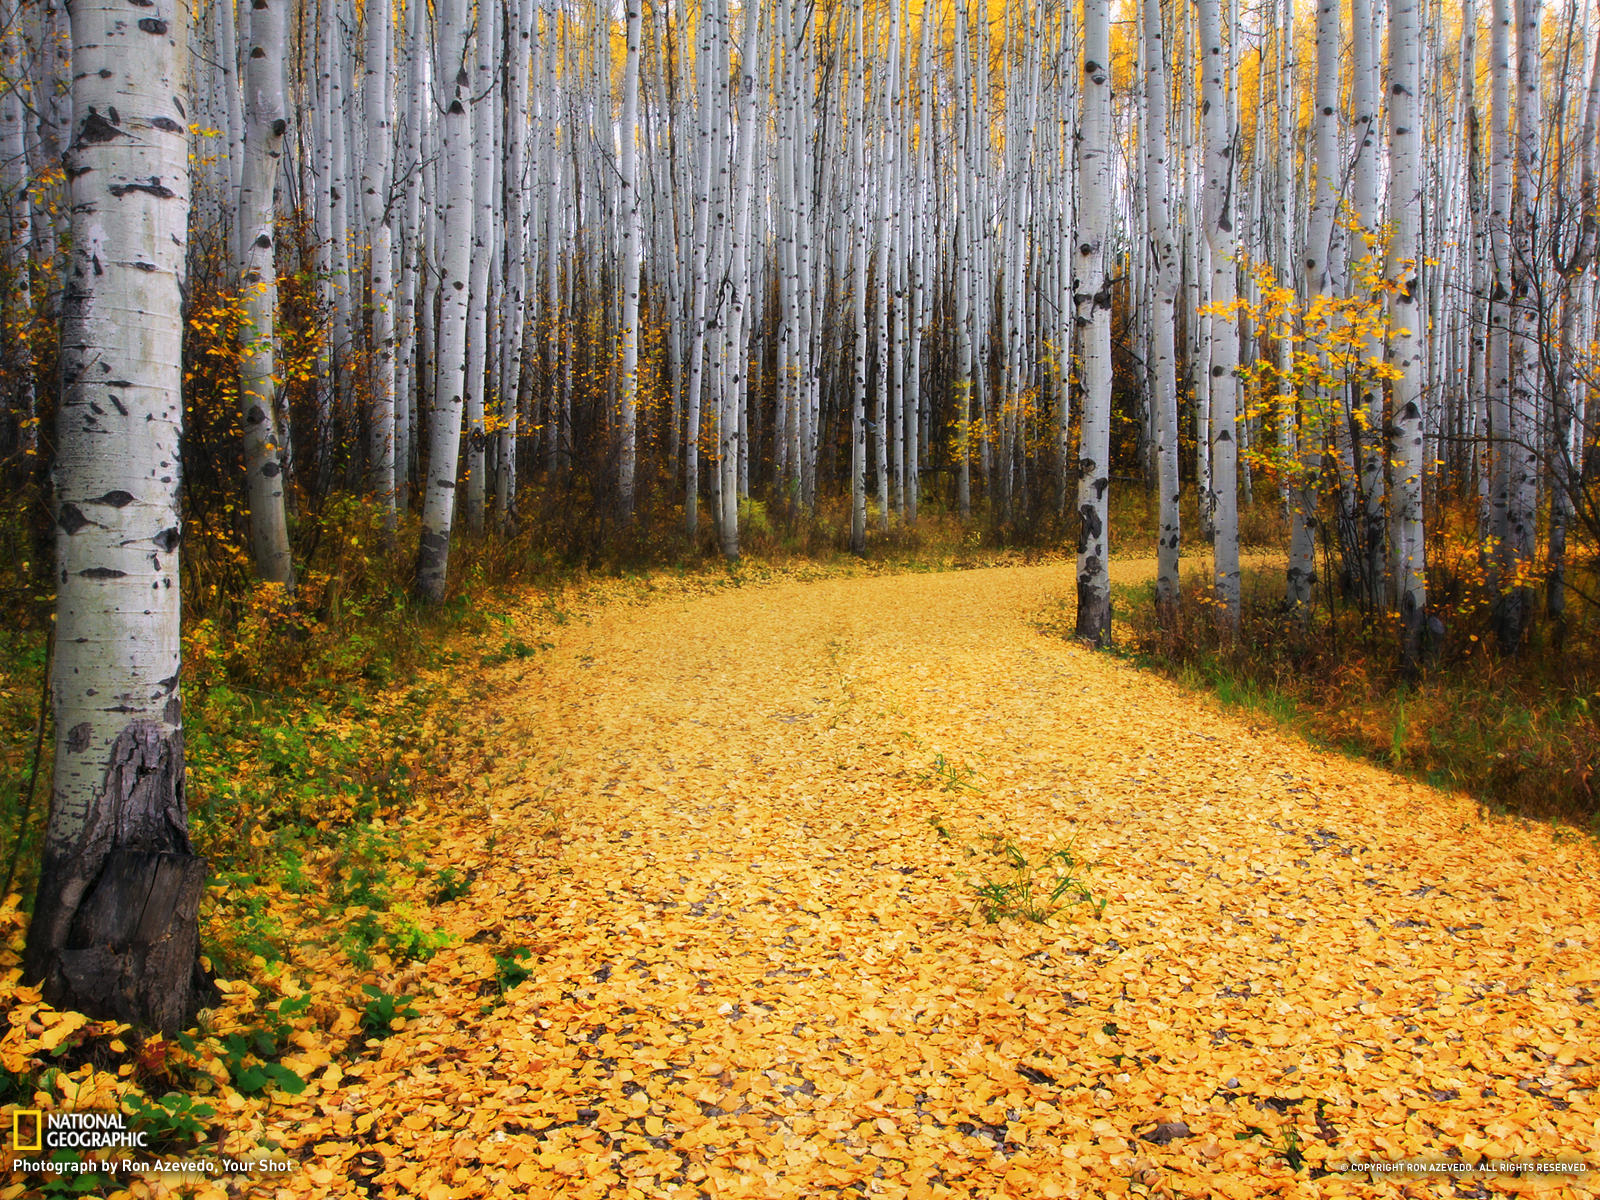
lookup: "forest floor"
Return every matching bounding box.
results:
[8,556,1600,1199]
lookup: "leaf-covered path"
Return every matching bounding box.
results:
[288,563,1598,1198]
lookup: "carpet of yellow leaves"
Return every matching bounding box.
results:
[17,559,1600,1199]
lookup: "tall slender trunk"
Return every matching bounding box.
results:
[1199,0,1241,632]
[1144,0,1181,626]
[618,0,642,520]
[237,0,293,586]
[1390,0,1431,669]
[1074,0,1114,645]
[414,0,473,603]
[361,0,394,528]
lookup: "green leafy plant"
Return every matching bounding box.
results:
[123,1091,216,1144]
[360,985,419,1038]
[968,841,1106,924]
[919,752,981,792]
[433,866,472,902]
[1237,1122,1306,1172]
[494,945,535,994]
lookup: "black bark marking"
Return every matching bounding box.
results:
[151,117,182,133]
[1217,429,1234,442]
[79,567,127,579]
[172,96,184,117]
[271,118,286,138]
[90,489,135,507]
[58,503,91,534]
[152,527,180,552]
[107,106,120,126]
[250,46,265,58]
[109,395,128,415]
[109,178,177,199]
[246,405,266,424]
[137,17,168,33]
[260,462,281,478]
[163,697,181,725]
[255,233,271,249]
[67,723,93,753]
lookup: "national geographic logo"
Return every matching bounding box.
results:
[9,1110,148,1151]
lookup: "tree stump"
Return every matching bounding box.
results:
[25,720,212,1034]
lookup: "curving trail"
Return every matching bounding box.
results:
[284,563,1599,1199]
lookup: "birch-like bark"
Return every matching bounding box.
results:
[0,0,35,458]
[1074,0,1114,645]
[237,0,293,586]
[462,3,496,536]
[1144,0,1181,625]
[1199,0,1241,631]
[1350,0,1386,601]
[1290,0,1341,611]
[1389,0,1430,669]
[682,0,718,537]
[361,0,394,526]
[26,0,208,1033]
[617,0,642,520]
[848,7,868,555]
[414,0,473,603]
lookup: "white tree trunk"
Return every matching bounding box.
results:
[361,0,394,526]
[237,0,293,585]
[1389,0,1430,668]
[414,0,473,603]
[1199,0,1241,631]
[618,0,643,520]
[1144,0,1181,625]
[1074,0,1114,645]
[27,0,208,1034]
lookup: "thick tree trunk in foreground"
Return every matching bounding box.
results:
[25,0,210,1034]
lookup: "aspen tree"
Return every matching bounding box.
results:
[26,0,208,1033]
[237,0,293,586]
[415,0,474,603]
[463,1,497,536]
[1389,0,1431,669]
[0,0,35,459]
[1290,0,1342,611]
[1144,0,1182,625]
[720,0,759,559]
[361,0,394,527]
[1351,0,1386,604]
[849,5,868,555]
[1199,0,1242,631]
[683,0,719,537]
[1074,0,1114,645]
[619,0,642,520]
[875,0,900,532]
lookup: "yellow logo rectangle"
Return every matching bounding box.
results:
[12,1109,42,1151]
